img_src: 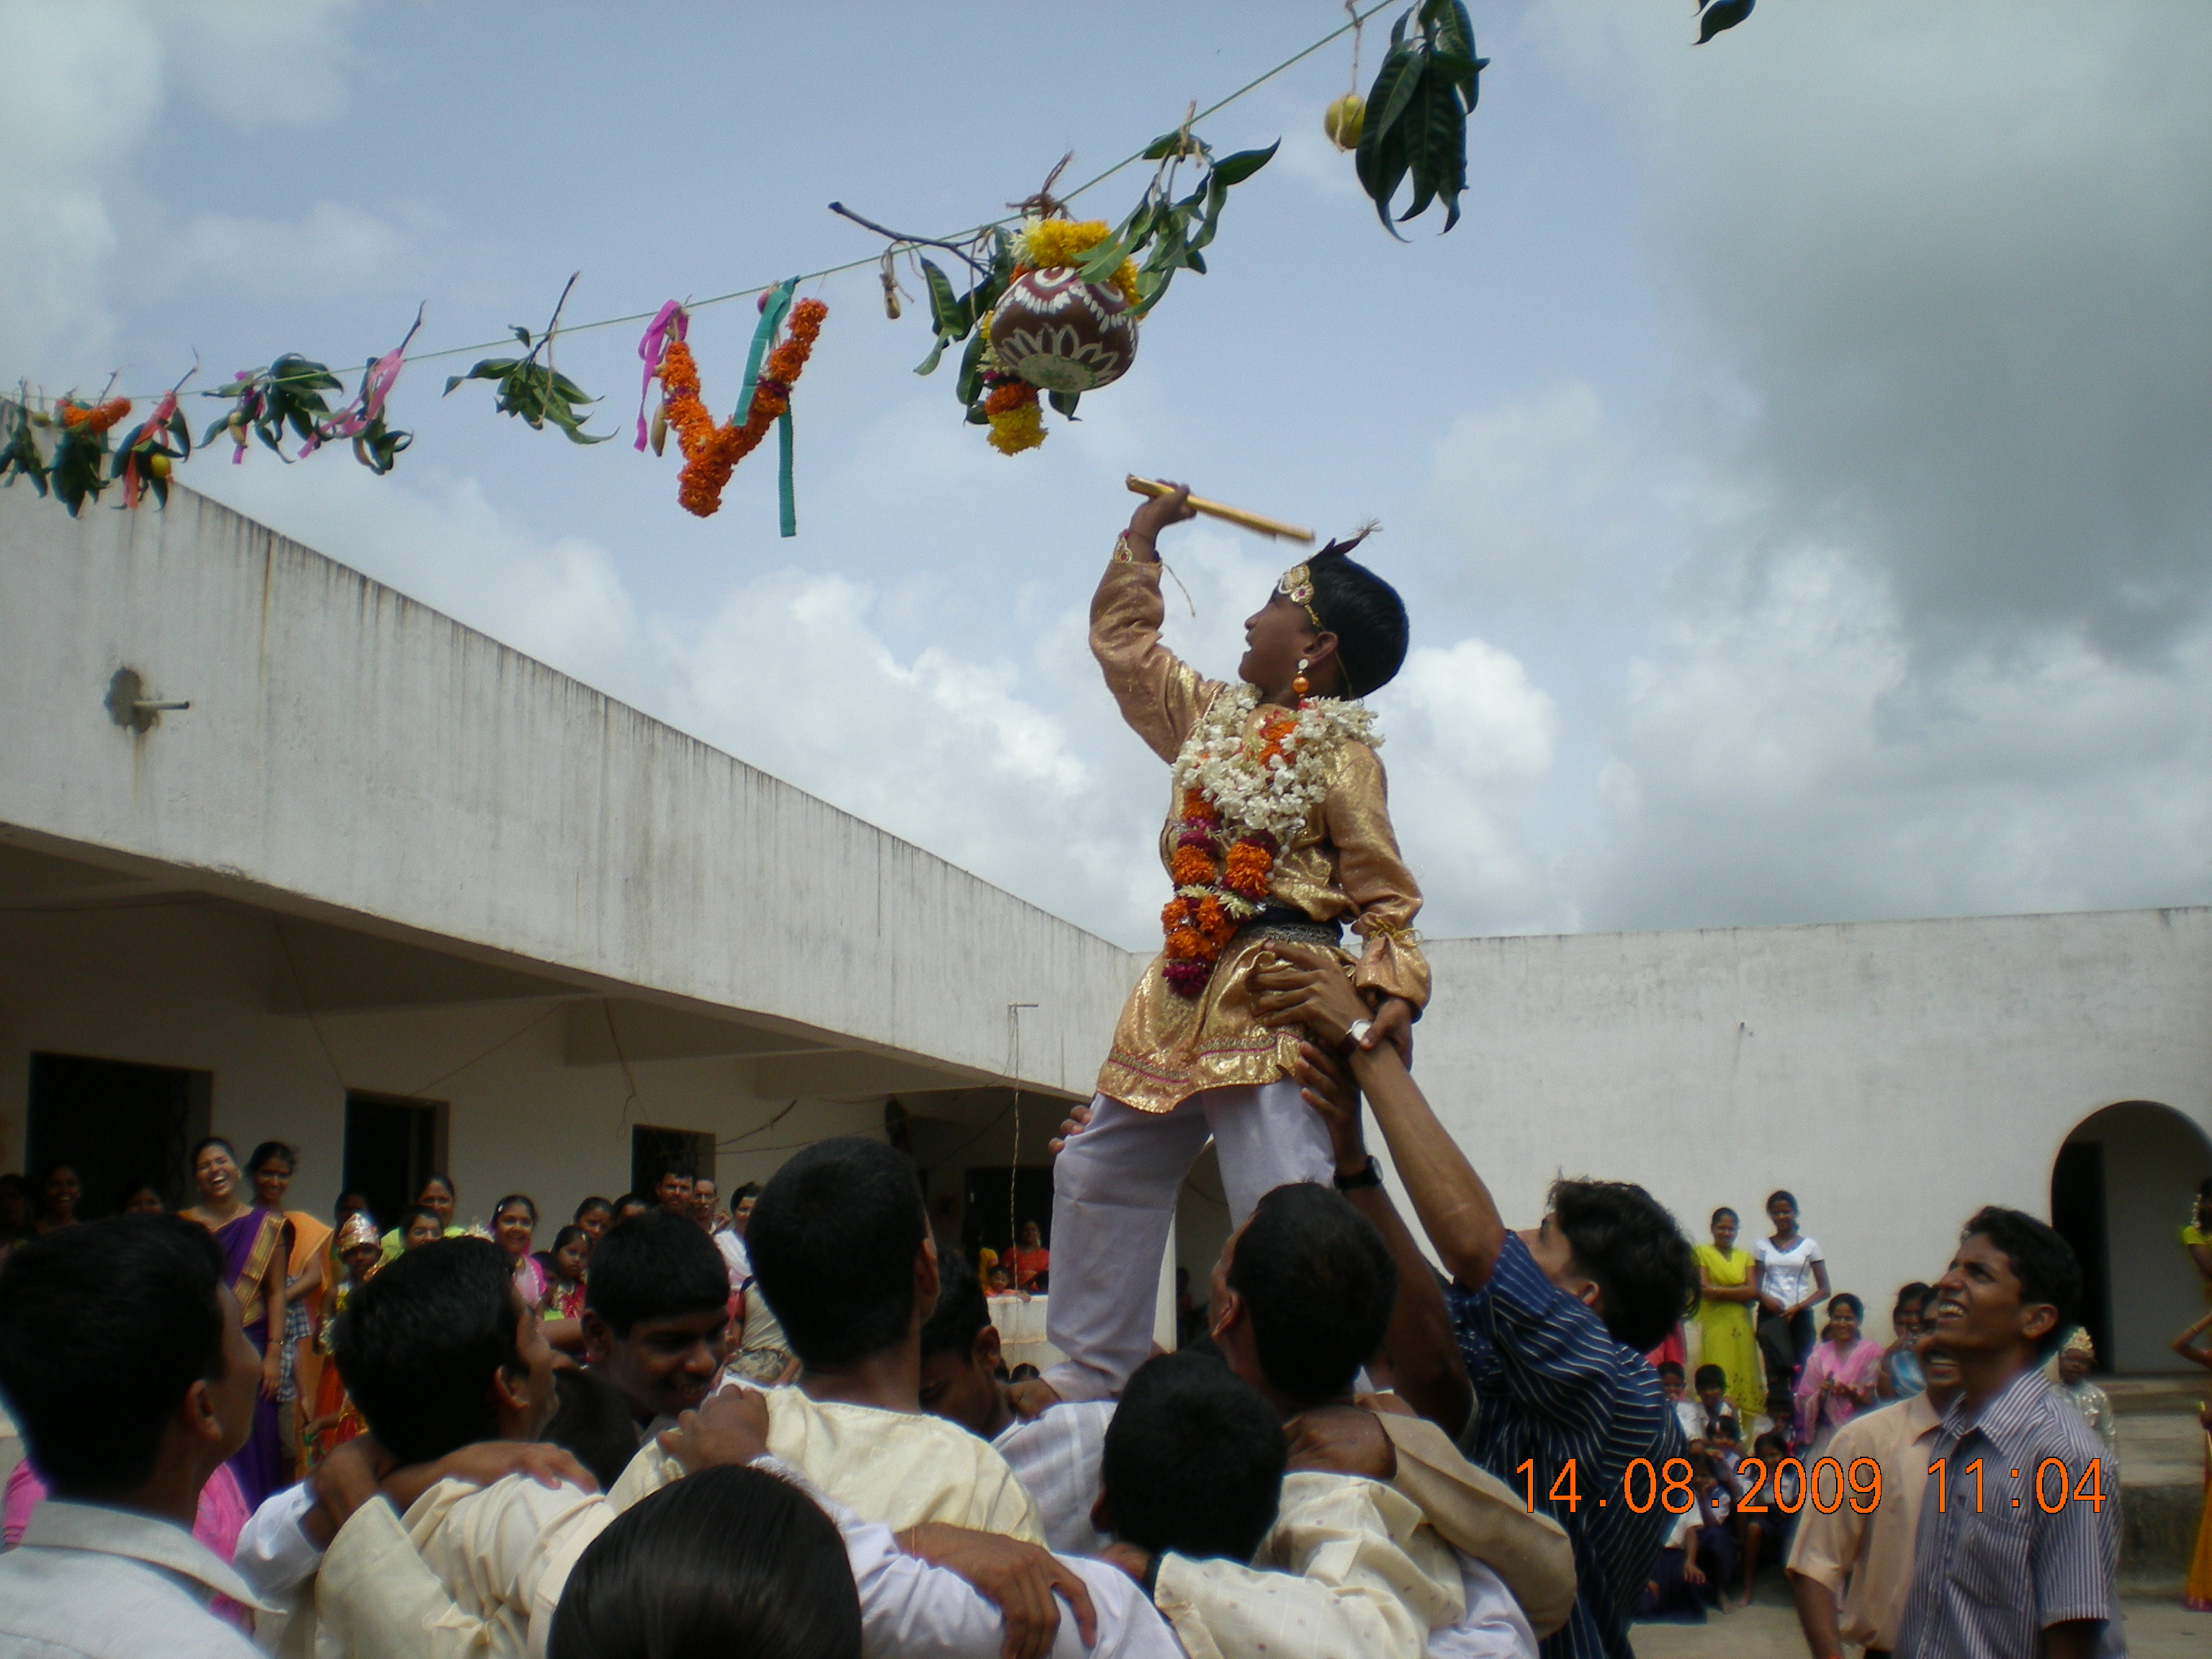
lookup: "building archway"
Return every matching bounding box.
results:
[2050,1101,2212,1372]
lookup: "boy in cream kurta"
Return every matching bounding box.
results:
[611,1136,1045,1542]
[1041,485,1429,1407]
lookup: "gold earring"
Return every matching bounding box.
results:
[1291,657,1310,698]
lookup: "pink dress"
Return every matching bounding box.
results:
[1794,1337,1884,1449]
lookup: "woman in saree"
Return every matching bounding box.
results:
[181,1136,288,1507]
[1692,1207,1766,1428]
[248,1141,331,1481]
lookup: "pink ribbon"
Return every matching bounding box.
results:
[635,300,687,450]
[121,389,179,509]
[302,307,423,459]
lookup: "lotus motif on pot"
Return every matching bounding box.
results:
[989,269,1140,394]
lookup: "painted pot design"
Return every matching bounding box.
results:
[989,269,1140,394]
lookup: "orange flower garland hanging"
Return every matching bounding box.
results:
[655,295,829,519]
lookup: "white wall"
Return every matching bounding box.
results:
[1394,911,2212,1359]
[0,482,1134,1101]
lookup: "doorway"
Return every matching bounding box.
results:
[2051,1101,2212,1372]
[26,1052,212,1218]
[630,1125,715,1200]
[961,1165,1055,1280]
[343,1091,449,1235]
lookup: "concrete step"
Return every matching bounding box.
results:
[2116,1401,2208,1593]
[2103,1372,2209,1416]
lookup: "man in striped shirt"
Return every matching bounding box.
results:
[1894,1207,2118,1659]
[1250,947,1700,1659]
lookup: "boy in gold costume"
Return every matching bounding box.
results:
[1036,485,1428,1406]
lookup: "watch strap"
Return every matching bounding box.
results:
[1334,1156,1383,1192]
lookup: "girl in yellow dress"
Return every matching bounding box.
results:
[1692,1207,1766,1427]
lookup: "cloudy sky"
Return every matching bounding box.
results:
[4,1,2207,950]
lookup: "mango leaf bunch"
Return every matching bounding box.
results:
[202,356,345,459]
[1355,0,1488,237]
[1,403,50,500]
[444,325,609,444]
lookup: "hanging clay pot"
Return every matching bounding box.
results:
[989,269,1140,394]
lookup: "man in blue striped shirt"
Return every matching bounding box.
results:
[1894,1207,2118,1659]
[1251,947,1700,1659]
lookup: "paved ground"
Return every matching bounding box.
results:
[1631,1584,2211,1658]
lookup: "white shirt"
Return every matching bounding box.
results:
[712,1226,751,1291]
[1427,1555,1539,1659]
[1754,1235,1824,1308]
[993,1401,1115,1555]
[792,1459,1182,1659]
[0,1498,268,1659]
[233,1480,323,1601]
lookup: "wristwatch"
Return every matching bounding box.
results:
[1334,1017,1373,1058]
[1334,1156,1383,1192]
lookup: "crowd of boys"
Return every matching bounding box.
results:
[0,972,2125,1659]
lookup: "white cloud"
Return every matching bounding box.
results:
[178,202,422,296]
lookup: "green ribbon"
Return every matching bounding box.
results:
[736,279,803,538]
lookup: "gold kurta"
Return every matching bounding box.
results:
[1092,555,1429,1114]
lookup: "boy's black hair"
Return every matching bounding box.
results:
[920,1246,991,1364]
[1693,1363,1726,1390]
[1307,540,1409,698]
[335,1236,526,1464]
[651,1156,696,1185]
[1226,1182,1395,1407]
[550,1464,859,1659]
[585,1210,729,1338]
[1549,1179,1700,1354]
[1656,1359,1686,1382]
[399,1203,446,1237]
[1960,1206,2082,1359]
[748,1138,925,1368]
[0,1217,228,1497]
[1101,1351,1286,1563]
[545,1367,647,1493]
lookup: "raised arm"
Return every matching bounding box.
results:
[2172,1310,2212,1370]
[1090,485,1218,763]
[1251,945,1506,1289]
[1287,1038,1472,1434]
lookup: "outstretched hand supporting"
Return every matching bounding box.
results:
[1248,942,1413,1064]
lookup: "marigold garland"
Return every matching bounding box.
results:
[655,297,828,518]
[59,397,132,434]
[1158,691,1376,997]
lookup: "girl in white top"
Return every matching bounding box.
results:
[1749,1190,1829,1431]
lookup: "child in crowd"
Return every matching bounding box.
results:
[398,1205,446,1251]
[611,1137,1045,1542]
[1657,1360,1701,1447]
[302,1212,382,1465]
[1691,1363,1740,1447]
[1731,1426,1799,1603]
[1880,1282,1932,1398]
[2056,1327,2118,1476]
[580,1209,732,1440]
[542,1223,589,1322]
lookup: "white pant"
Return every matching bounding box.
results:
[1043,1079,1334,1402]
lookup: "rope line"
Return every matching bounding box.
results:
[24,3,1391,405]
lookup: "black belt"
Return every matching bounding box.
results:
[1235,906,1344,950]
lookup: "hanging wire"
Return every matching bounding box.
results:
[25,2,1397,407]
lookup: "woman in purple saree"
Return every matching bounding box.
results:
[182,1136,289,1507]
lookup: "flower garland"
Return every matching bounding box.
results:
[974,219,1141,458]
[1159,686,1377,996]
[657,297,829,518]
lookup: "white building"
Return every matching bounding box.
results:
[2,480,2206,1375]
